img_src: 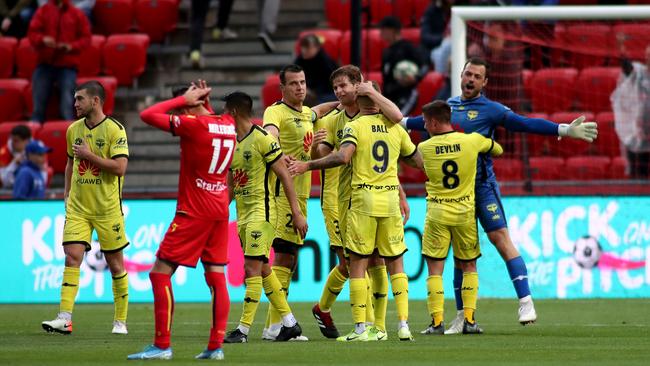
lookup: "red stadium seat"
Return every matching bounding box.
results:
[575,67,619,113]
[393,0,414,26]
[412,71,444,115]
[399,161,427,183]
[77,76,118,116]
[261,74,281,108]
[529,157,565,180]
[610,156,627,179]
[103,34,150,86]
[294,29,343,62]
[412,0,430,26]
[0,79,29,122]
[522,69,533,99]
[36,120,72,174]
[0,121,41,144]
[401,28,421,46]
[78,35,106,77]
[93,0,134,35]
[563,25,613,68]
[325,0,348,30]
[134,0,179,43]
[530,68,578,114]
[16,38,38,79]
[549,112,594,158]
[525,113,549,156]
[368,0,393,25]
[612,24,650,62]
[0,37,17,78]
[594,112,620,158]
[565,155,611,180]
[365,71,383,89]
[492,158,523,181]
[340,29,386,72]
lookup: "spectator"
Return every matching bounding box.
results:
[189,0,237,69]
[294,34,338,104]
[37,0,93,23]
[612,39,650,179]
[1,0,36,38]
[0,124,32,188]
[379,16,427,115]
[257,0,280,53]
[12,139,50,199]
[420,0,452,57]
[28,0,90,123]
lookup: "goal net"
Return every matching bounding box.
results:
[449,5,650,194]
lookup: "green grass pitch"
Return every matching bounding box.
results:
[1,299,648,365]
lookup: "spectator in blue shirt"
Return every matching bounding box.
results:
[13,139,51,199]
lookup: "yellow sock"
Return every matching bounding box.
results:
[263,271,292,317]
[60,266,80,314]
[462,272,479,323]
[427,275,444,326]
[318,266,348,312]
[390,273,409,322]
[349,278,367,325]
[364,272,375,324]
[267,266,291,326]
[368,265,387,331]
[240,276,262,327]
[112,272,129,322]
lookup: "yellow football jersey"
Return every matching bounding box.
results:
[230,125,282,225]
[341,113,416,217]
[314,110,341,211]
[263,101,316,199]
[418,132,503,225]
[65,117,129,219]
[323,108,360,205]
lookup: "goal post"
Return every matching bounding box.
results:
[450,5,650,97]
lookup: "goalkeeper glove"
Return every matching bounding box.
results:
[558,116,598,142]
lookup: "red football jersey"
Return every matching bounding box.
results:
[170,113,237,220]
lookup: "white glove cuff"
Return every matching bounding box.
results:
[399,117,408,128]
[558,123,570,137]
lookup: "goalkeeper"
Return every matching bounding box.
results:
[401,57,598,332]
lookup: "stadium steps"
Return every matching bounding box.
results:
[117,0,324,190]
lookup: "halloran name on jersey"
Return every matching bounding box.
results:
[371,125,388,133]
[208,124,236,136]
[435,144,461,155]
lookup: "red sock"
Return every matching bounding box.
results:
[205,271,230,350]
[150,272,174,349]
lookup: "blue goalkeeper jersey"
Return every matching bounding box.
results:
[408,94,560,183]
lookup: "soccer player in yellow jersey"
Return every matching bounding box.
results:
[415,100,503,335]
[222,92,308,343]
[310,67,406,340]
[290,84,421,342]
[261,64,336,339]
[42,81,130,335]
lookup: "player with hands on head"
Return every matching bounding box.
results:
[128,81,235,361]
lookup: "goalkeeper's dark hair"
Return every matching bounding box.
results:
[463,57,491,78]
[172,86,189,98]
[279,64,304,85]
[422,100,451,124]
[76,81,105,103]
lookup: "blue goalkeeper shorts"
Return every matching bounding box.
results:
[475,180,508,233]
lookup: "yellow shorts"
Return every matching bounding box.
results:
[238,221,275,262]
[274,195,307,245]
[322,208,342,248]
[62,214,128,252]
[337,200,350,248]
[345,211,406,258]
[422,219,480,261]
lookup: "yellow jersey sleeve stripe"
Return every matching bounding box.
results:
[111,153,129,159]
[267,153,283,166]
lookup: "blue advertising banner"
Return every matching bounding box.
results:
[2,197,649,304]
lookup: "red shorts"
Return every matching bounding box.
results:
[156,213,228,268]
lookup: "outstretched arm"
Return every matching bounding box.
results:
[288,143,355,176]
[140,96,187,132]
[504,112,597,142]
[271,156,308,238]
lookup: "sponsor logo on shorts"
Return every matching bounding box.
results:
[251,231,262,240]
[492,214,501,221]
[116,236,122,241]
[112,223,121,233]
[486,203,498,213]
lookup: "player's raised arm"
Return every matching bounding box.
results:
[288,142,355,176]
[311,101,340,119]
[357,81,403,123]
[271,155,308,238]
[140,86,211,131]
